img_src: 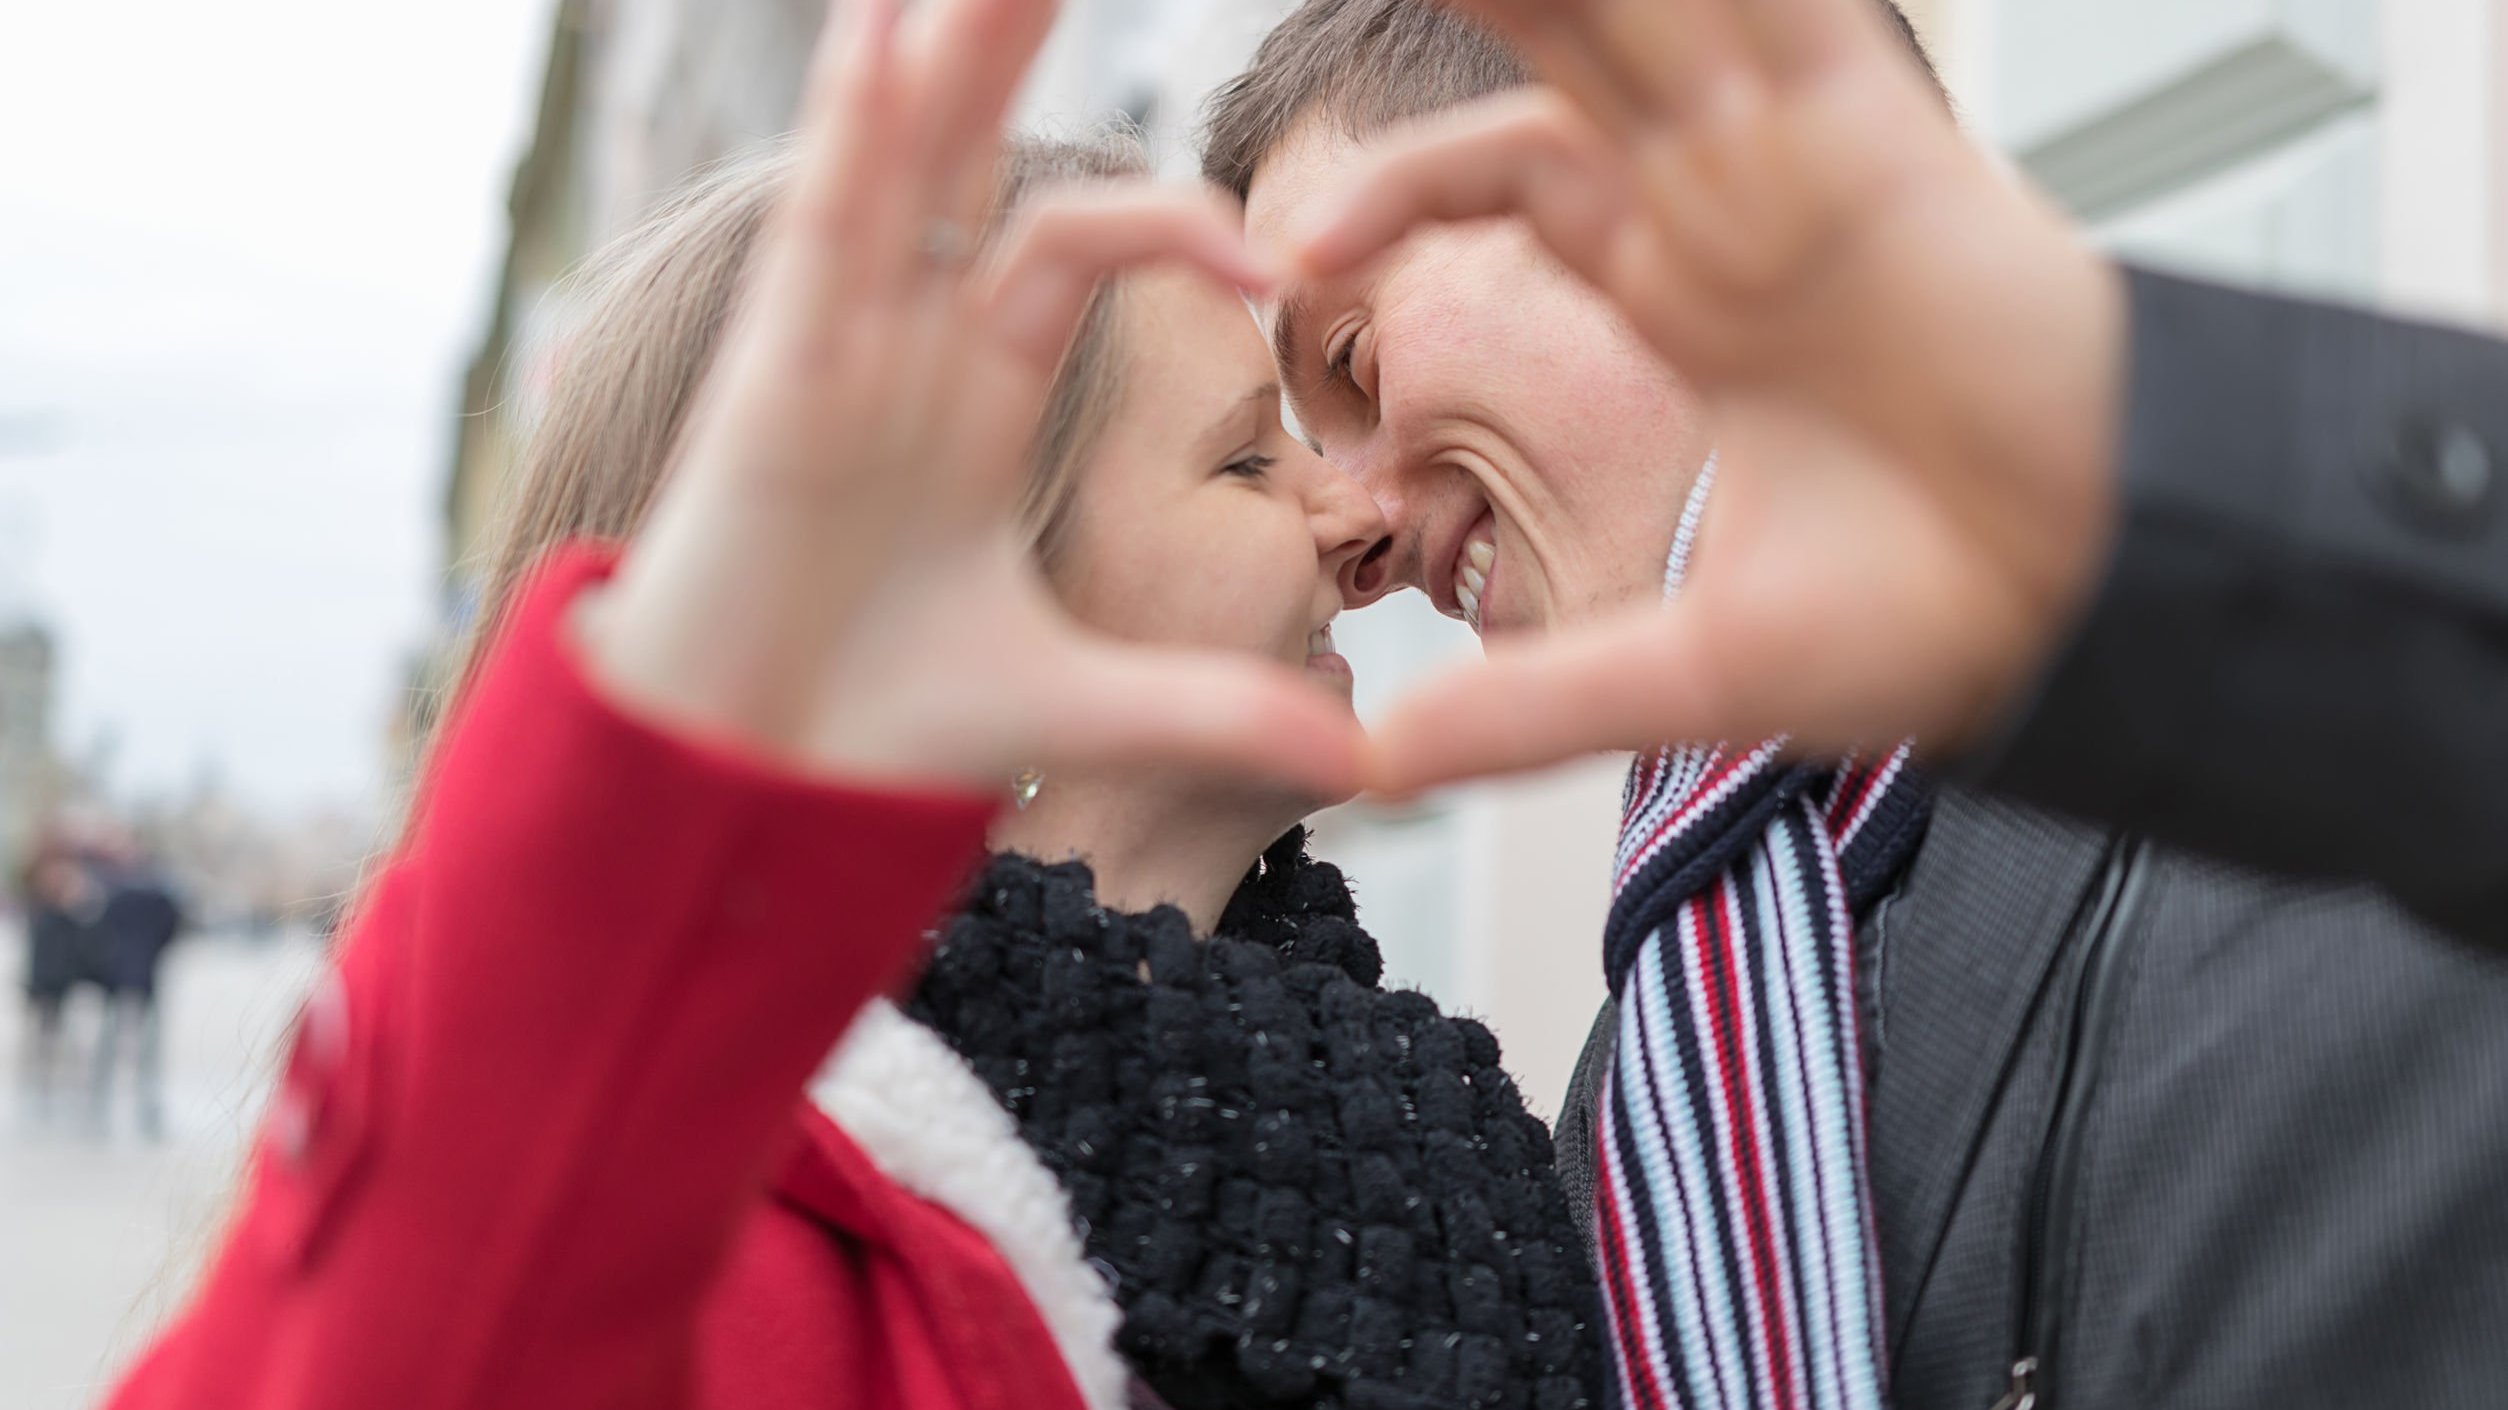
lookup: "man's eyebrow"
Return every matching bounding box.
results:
[1271,291,1318,384]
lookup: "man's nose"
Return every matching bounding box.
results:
[1338,537,1398,610]
[1303,458,1398,610]
[1316,434,1424,609]
[1309,458,1404,611]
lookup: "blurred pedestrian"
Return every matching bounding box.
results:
[88,847,186,1139]
[17,840,105,1123]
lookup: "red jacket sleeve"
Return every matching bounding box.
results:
[106,545,998,1410]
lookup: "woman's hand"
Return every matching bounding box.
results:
[578,0,1361,798]
[1289,0,2128,790]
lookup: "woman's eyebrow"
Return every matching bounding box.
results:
[1202,383,1283,449]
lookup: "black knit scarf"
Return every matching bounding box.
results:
[904,828,1603,1410]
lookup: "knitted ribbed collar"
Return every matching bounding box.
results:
[905,828,1603,1410]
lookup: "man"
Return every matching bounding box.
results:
[1267,0,2507,951]
[1206,4,2508,1408]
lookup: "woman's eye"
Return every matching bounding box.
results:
[1221,454,1277,481]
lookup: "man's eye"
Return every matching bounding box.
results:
[1326,333,1359,389]
[1222,454,1276,480]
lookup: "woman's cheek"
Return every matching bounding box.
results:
[1145,504,1316,654]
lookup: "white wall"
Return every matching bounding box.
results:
[2379,0,2495,319]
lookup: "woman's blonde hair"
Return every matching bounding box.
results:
[440,131,1151,742]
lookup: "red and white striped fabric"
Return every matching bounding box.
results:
[1592,461,1929,1410]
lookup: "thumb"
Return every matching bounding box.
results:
[1367,601,1740,797]
[1033,638,1368,800]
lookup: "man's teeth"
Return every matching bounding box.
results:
[1308,624,1335,655]
[1457,539,1493,626]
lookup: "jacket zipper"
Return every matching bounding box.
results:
[1990,837,2149,1410]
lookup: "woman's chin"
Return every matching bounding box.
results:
[1303,651,1356,694]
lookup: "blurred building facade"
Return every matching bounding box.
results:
[123,780,369,936]
[441,0,2508,1111]
[0,620,56,882]
[1929,0,2508,329]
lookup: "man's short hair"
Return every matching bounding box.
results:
[1202,0,1945,200]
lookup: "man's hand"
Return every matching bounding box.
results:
[1288,0,2128,791]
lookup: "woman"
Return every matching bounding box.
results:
[103,2,1597,1408]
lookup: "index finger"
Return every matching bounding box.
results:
[982,186,1278,370]
[1294,92,1685,326]
[938,186,1280,512]
[1718,0,1905,77]
[1443,0,1754,125]
[772,0,911,308]
[1433,0,1646,136]
[904,0,1065,223]
[1454,0,1879,84]
[1044,637,1369,800]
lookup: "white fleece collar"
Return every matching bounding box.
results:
[810,999,1128,1410]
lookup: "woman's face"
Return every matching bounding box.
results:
[1046,269,1386,700]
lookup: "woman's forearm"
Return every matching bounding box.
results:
[106,546,996,1410]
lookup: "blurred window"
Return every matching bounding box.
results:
[1989,0,2384,300]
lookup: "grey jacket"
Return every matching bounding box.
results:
[1559,263,2508,1409]
[1559,792,2508,1409]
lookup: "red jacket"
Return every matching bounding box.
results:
[106,548,1113,1410]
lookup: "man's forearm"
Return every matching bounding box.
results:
[1982,267,2508,948]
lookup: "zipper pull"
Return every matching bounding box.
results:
[1987,1357,2039,1410]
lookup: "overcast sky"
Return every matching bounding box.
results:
[0,0,558,815]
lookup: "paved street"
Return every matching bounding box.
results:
[2,928,325,1410]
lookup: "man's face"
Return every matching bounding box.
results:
[1245,113,1714,640]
